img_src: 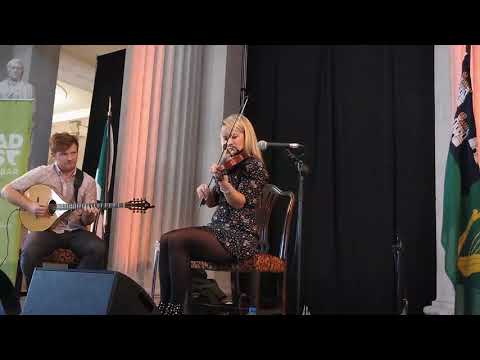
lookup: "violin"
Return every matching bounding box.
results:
[213,150,248,181]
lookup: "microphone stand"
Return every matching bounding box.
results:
[391,88,407,315]
[284,148,310,315]
[393,235,408,314]
[237,44,248,313]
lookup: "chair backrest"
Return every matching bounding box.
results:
[256,184,296,261]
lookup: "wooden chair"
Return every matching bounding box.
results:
[151,184,296,314]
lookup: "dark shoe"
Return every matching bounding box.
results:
[157,302,167,314]
[164,303,183,315]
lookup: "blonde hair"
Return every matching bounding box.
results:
[222,114,264,165]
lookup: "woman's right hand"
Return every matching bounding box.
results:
[196,184,210,200]
[28,202,49,217]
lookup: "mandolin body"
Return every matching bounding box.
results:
[19,184,69,231]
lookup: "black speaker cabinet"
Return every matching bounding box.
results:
[0,270,21,315]
[22,268,156,315]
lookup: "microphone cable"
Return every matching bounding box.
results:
[0,209,20,268]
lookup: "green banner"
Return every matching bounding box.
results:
[0,100,33,283]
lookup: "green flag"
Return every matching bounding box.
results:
[442,50,480,314]
[95,120,114,203]
[0,100,33,283]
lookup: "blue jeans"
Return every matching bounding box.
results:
[20,230,106,287]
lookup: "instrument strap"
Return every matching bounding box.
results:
[73,168,84,202]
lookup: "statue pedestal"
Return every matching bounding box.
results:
[424,300,454,315]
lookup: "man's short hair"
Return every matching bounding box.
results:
[49,132,79,154]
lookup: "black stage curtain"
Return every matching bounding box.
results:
[83,49,126,266]
[246,45,435,314]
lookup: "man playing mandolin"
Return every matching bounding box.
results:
[1,133,105,288]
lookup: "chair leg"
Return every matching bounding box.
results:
[230,271,238,305]
[15,249,29,297]
[231,271,249,314]
[15,250,24,297]
[253,271,261,314]
[281,270,287,315]
[151,247,159,303]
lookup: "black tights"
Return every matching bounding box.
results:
[159,226,233,305]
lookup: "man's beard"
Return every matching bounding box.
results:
[59,163,76,173]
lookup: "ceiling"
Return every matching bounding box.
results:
[53,81,92,113]
[62,45,127,67]
[53,45,127,122]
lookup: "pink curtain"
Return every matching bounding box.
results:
[108,45,205,290]
[109,46,165,283]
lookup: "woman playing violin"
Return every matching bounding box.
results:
[158,114,268,315]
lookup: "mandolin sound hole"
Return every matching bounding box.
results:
[48,200,57,215]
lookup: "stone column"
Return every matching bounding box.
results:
[423,45,455,315]
[0,45,60,170]
[26,45,60,169]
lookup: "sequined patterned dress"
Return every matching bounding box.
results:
[204,156,268,260]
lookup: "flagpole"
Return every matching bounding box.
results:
[102,96,112,246]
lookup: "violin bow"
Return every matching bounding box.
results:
[200,96,249,207]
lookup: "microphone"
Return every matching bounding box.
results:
[257,140,304,151]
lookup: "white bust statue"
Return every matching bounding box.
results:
[0,58,35,101]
